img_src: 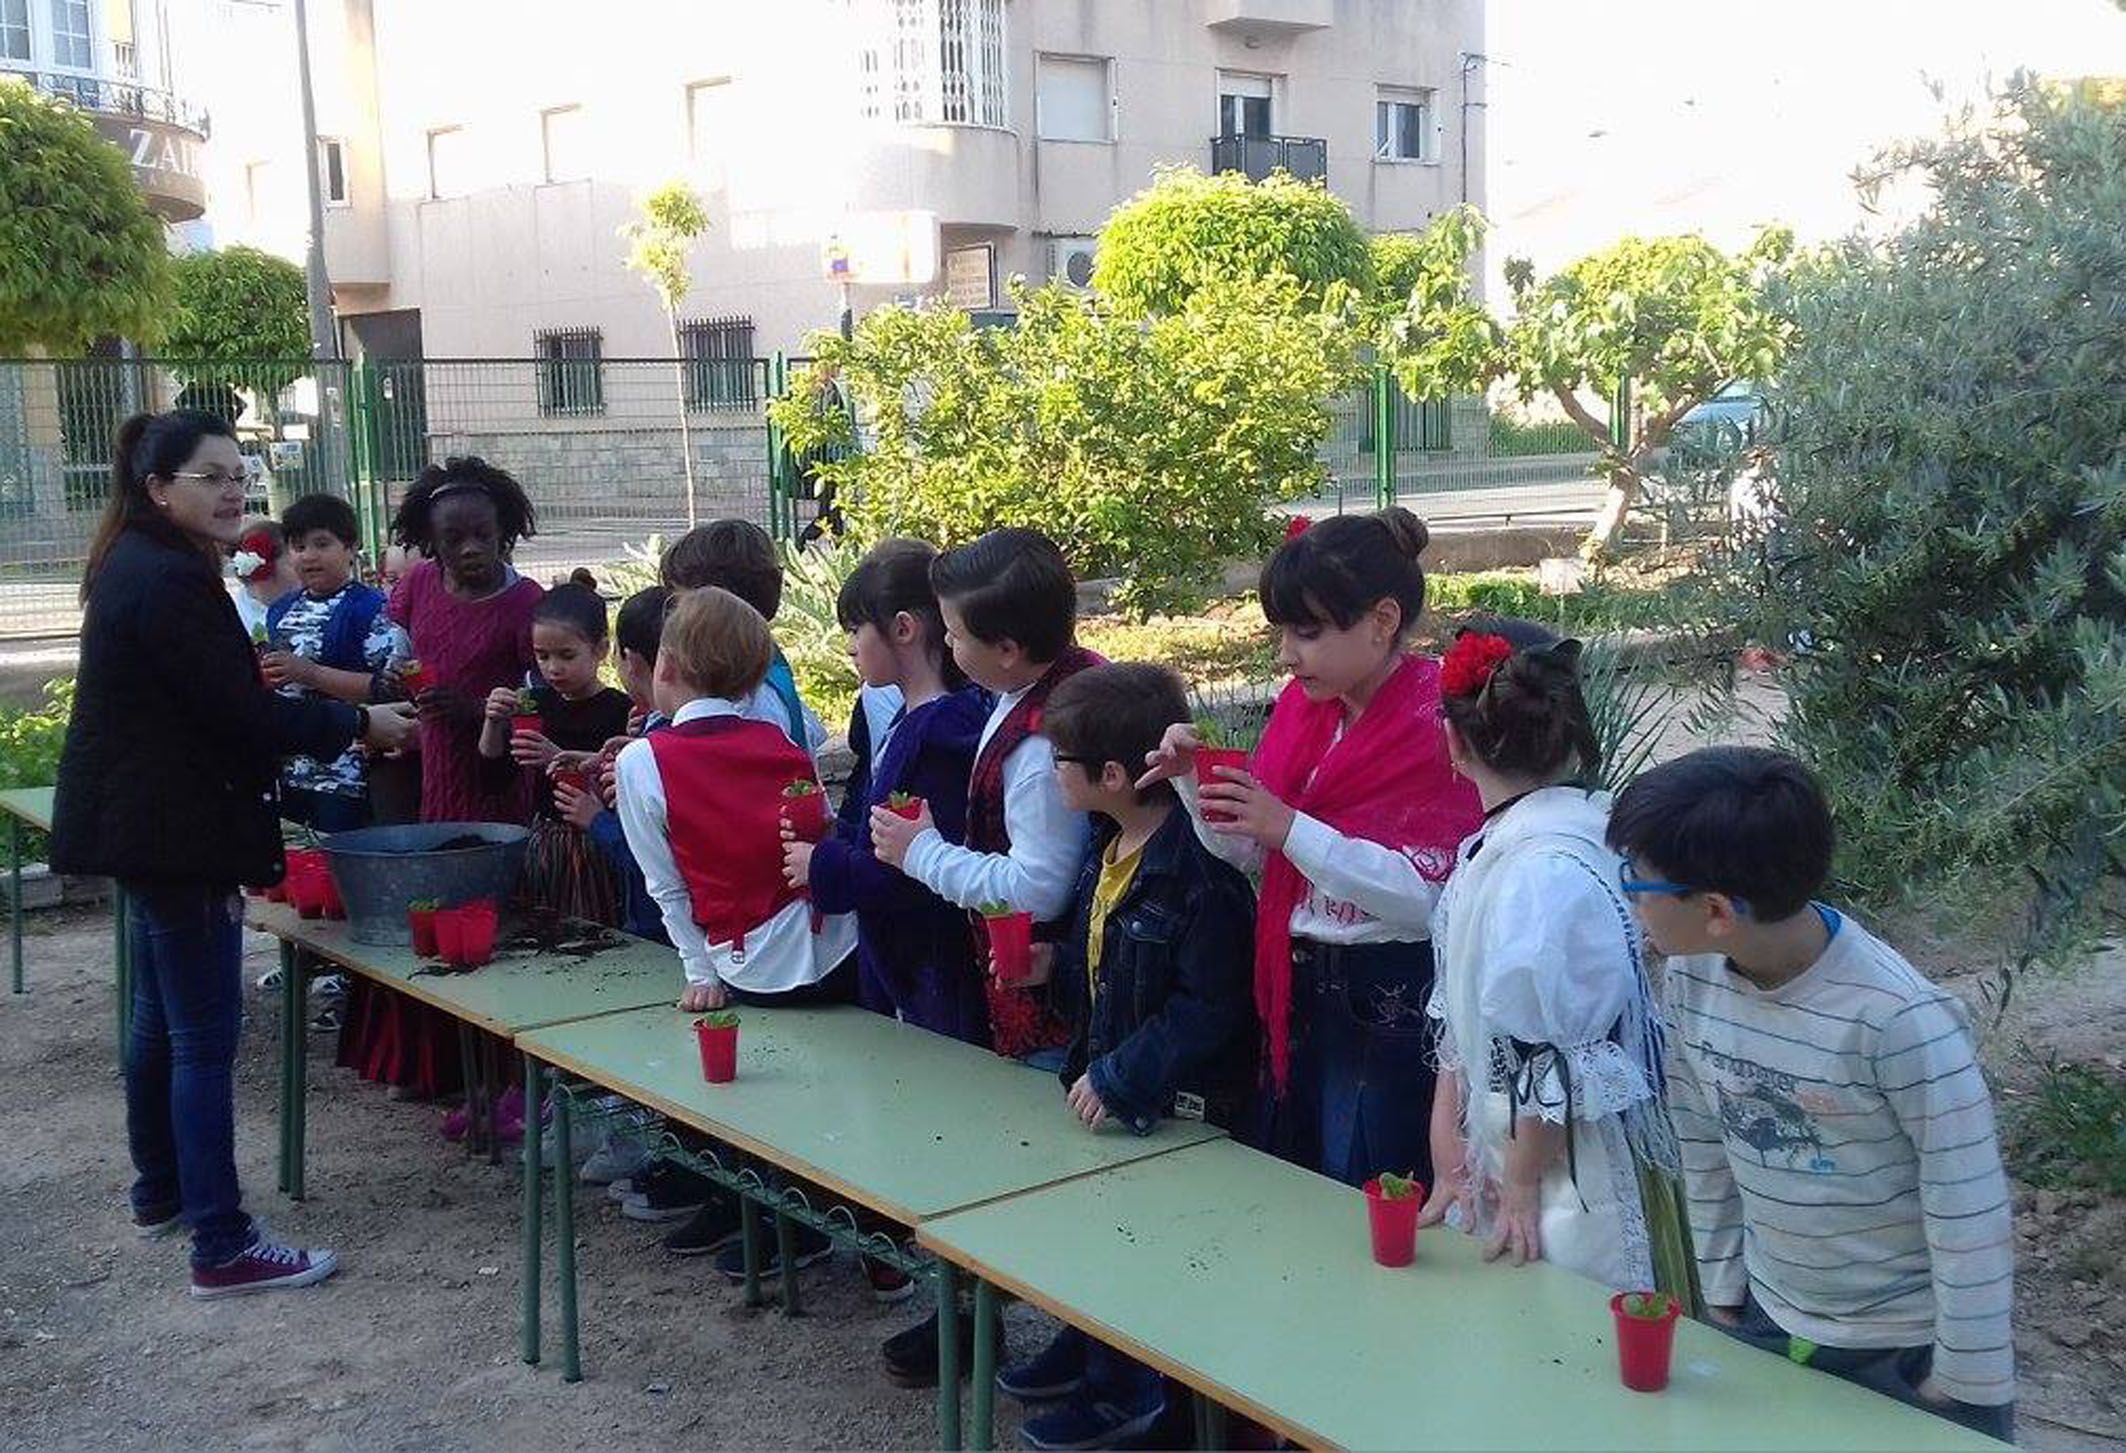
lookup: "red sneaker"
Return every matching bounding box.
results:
[863,1254,916,1305]
[189,1238,340,1299]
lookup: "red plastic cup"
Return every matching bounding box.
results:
[1195,747,1249,825]
[1611,1292,1682,1392]
[409,906,440,956]
[511,713,544,740]
[263,880,287,904]
[290,865,326,920]
[319,868,346,920]
[781,787,830,844]
[552,765,589,796]
[400,663,432,696]
[887,795,925,822]
[1363,1178,1423,1267]
[695,1019,738,1084]
[454,904,497,967]
[433,908,467,966]
[985,910,1034,986]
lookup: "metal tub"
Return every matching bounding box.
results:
[318,822,530,946]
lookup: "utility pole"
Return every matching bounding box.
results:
[293,0,337,360]
[1458,51,1488,209]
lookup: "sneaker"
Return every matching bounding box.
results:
[255,966,284,992]
[441,1103,473,1142]
[863,1254,917,1305]
[189,1238,340,1300]
[882,1310,1005,1390]
[309,1005,343,1033]
[663,1199,743,1257]
[132,1205,183,1241]
[580,1135,654,1187]
[1020,1391,1166,1451]
[713,1222,832,1282]
[312,973,346,1001]
[997,1327,1087,1403]
[620,1163,713,1224]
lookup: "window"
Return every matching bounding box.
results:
[535,328,604,416]
[1037,55,1110,142]
[1217,71,1274,138]
[858,0,1006,128]
[685,79,730,188]
[541,105,586,183]
[0,0,30,62]
[244,159,273,225]
[49,0,93,69]
[426,126,465,200]
[317,137,348,205]
[1375,87,1435,162]
[679,316,756,410]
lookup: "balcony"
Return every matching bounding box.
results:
[2,65,211,221]
[1210,133,1327,185]
[1204,0,1332,35]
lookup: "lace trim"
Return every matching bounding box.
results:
[1508,1039,1658,1126]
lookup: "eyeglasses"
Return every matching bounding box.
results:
[1616,860,1750,917]
[169,470,250,491]
[1051,754,1109,770]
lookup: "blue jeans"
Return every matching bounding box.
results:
[281,786,368,833]
[123,882,254,1268]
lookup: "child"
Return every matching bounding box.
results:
[1419,622,1693,1300]
[480,569,631,924]
[260,493,410,833]
[1608,748,2014,1441]
[659,518,825,752]
[228,516,298,641]
[338,457,544,1104]
[783,538,991,1044]
[867,527,1097,1388]
[996,661,1258,1450]
[1140,507,1481,1188]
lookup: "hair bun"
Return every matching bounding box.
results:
[569,567,599,591]
[1373,506,1430,562]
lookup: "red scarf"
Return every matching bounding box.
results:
[1249,654,1481,1092]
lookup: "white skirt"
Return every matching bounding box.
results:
[1461,1088,1655,1293]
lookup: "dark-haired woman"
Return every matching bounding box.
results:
[52,410,417,1296]
[1420,620,1694,1302]
[338,458,544,1099]
[1141,507,1482,1188]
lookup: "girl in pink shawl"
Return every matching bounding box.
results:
[1141,508,1480,1186]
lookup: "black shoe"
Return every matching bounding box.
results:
[620,1163,713,1224]
[714,1221,832,1282]
[882,1309,1005,1390]
[663,1198,743,1257]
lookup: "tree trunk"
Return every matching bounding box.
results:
[668,314,699,531]
[1581,460,1640,562]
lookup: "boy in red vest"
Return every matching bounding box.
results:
[869,527,1097,1388]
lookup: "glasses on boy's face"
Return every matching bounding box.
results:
[1051,754,1108,771]
[1616,860,1751,917]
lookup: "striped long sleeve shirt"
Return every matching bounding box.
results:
[1663,912,2015,1406]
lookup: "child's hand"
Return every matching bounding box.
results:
[626,705,649,736]
[1198,768,1297,850]
[867,800,934,868]
[416,685,479,724]
[679,980,728,1013]
[361,702,420,755]
[553,781,602,830]
[1065,1073,1108,1130]
[598,753,620,808]
[258,649,310,689]
[1482,1174,1543,1267]
[483,686,520,722]
[1417,1164,1471,1231]
[510,729,558,769]
[1703,1304,1744,1329]
[1135,721,1203,791]
[782,835,815,888]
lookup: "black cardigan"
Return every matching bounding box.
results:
[51,526,360,889]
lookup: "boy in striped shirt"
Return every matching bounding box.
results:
[1609,747,2014,1442]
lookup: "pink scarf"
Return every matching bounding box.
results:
[1249,654,1482,1093]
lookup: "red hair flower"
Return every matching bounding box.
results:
[232,528,279,584]
[1283,515,1312,542]
[1440,631,1515,698]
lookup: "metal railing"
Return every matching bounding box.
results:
[1209,133,1327,184]
[0,63,211,136]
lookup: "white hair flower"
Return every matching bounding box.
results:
[230,549,266,580]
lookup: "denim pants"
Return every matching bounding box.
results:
[123,881,255,1268]
[280,785,369,834]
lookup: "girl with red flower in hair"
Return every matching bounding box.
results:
[227,517,299,643]
[1419,619,1695,1303]
[1140,506,1481,1188]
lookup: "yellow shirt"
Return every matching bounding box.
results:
[1085,838,1146,1001]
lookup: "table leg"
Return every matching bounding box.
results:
[289,950,309,1202]
[552,1082,579,1383]
[484,1035,503,1167]
[277,940,297,1195]
[936,1261,963,1452]
[520,1055,544,1367]
[740,1193,764,1309]
[9,814,22,994]
[969,1278,997,1451]
[1198,1393,1228,1450]
[774,1210,802,1316]
[455,1021,482,1156]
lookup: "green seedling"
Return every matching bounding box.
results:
[977,900,1016,919]
[695,1010,740,1030]
[1376,1171,1420,1201]
[1617,1292,1677,1320]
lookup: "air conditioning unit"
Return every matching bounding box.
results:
[1047,236,1098,291]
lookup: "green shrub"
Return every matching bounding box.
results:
[2005,1056,2126,1194]
[0,678,72,859]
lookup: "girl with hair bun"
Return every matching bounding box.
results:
[1420,618,1695,1302]
[1141,506,1482,1188]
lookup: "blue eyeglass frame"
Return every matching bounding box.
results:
[1616,859,1750,917]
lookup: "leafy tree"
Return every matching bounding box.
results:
[1369,206,1502,401]
[622,181,712,528]
[1699,80,2126,970]
[165,246,309,394]
[1092,167,1369,318]
[770,276,1361,616]
[0,81,170,354]
[1502,228,1793,559]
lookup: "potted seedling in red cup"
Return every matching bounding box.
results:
[510,686,545,740]
[694,1009,740,1084]
[886,791,925,822]
[780,779,830,843]
[319,868,347,921]
[399,657,431,696]
[408,899,442,956]
[552,762,590,797]
[1192,718,1248,826]
[1611,1291,1683,1392]
[433,907,467,966]
[1363,1172,1423,1267]
[454,901,498,967]
[980,901,1035,987]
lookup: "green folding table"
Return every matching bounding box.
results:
[2,785,138,1058]
[917,1137,2009,1451]
[515,1003,1225,1445]
[245,901,685,1200]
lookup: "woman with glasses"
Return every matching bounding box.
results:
[1419,618,1697,1304]
[52,409,417,1299]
